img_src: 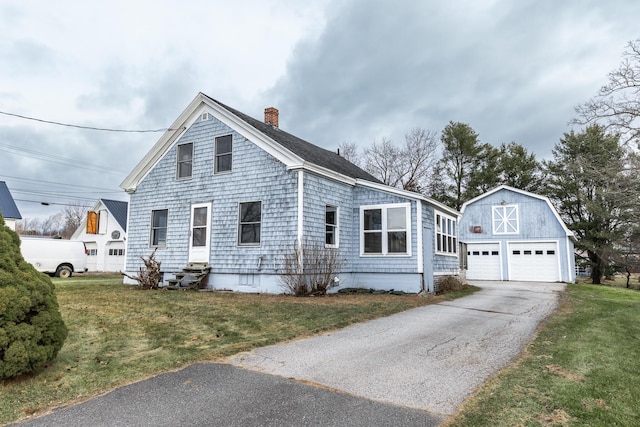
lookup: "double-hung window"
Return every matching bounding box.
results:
[238,201,261,246]
[215,135,232,173]
[492,205,519,234]
[435,212,457,255]
[176,143,193,179]
[325,205,338,247]
[150,209,168,247]
[360,203,410,255]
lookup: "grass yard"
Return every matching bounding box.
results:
[446,283,640,426]
[0,275,475,425]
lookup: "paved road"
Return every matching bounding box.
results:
[230,281,565,416]
[14,281,564,426]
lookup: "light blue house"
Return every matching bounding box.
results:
[459,185,575,283]
[120,93,460,293]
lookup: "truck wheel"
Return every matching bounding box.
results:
[56,266,73,279]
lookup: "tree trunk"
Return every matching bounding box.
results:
[588,250,603,284]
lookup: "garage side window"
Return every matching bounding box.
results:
[360,203,411,256]
[492,204,519,234]
[150,209,168,247]
[435,212,457,255]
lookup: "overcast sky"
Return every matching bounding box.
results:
[1,0,638,219]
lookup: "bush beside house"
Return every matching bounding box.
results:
[0,213,67,379]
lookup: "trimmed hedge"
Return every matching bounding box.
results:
[0,213,67,379]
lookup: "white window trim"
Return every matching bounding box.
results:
[176,142,194,180]
[237,200,262,247]
[435,210,458,257]
[492,204,519,235]
[359,202,411,257]
[325,205,339,248]
[214,134,233,174]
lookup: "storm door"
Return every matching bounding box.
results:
[188,202,211,263]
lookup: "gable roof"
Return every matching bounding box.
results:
[101,199,128,232]
[0,181,21,220]
[460,185,574,238]
[121,93,379,192]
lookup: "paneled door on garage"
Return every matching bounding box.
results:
[466,243,501,280]
[508,242,560,282]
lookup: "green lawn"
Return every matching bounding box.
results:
[446,283,640,426]
[0,275,475,425]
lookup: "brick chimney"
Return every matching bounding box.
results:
[264,107,279,127]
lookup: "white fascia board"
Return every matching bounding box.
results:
[288,162,357,186]
[356,180,460,218]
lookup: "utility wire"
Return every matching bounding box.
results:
[0,110,173,133]
[0,174,120,192]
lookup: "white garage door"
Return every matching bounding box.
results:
[104,241,126,272]
[466,243,501,280]
[508,242,560,282]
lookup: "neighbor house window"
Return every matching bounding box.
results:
[325,205,338,247]
[177,143,193,179]
[492,205,519,234]
[108,249,125,256]
[238,201,261,246]
[435,212,457,255]
[360,203,410,255]
[215,135,232,173]
[150,209,168,247]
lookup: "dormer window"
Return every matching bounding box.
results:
[215,135,232,173]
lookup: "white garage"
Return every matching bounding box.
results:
[508,242,560,282]
[466,243,501,280]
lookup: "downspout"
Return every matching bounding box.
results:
[297,170,304,273]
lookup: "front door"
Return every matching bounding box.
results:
[188,202,211,264]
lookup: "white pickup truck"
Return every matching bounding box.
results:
[20,237,88,278]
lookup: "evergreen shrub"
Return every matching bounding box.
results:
[0,214,67,379]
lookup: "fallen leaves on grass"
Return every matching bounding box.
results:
[543,365,585,382]
[535,408,572,426]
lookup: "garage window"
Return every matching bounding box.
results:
[493,205,519,235]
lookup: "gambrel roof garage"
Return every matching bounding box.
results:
[458,185,575,283]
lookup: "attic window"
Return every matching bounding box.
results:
[177,143,193,179]
[215,135,232,173]
[492,205,519,234]
[201,112,210,121]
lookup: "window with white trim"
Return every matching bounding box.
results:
[492,204,519,234]
[435,212,457,255]
[176,143,193,179]
[360,203,410,255]
[238,201,261,246]
[215,135,232,173]
[150,209,168,247]
[325,205,338,247]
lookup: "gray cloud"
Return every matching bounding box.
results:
[266,0,640,158]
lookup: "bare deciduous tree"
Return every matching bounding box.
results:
[574,39,640,146]
[278,240,343,296]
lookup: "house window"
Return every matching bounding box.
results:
[492,205,519,234]
[360,203,410,255]
[435,212,457,255]
[238,201,261,246]
[177,143,193,179]
[325,205,338,247]
[215,135,232,173]
[150,209,168,247]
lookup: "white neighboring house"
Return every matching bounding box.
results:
[71,199,128,272]
[0,181,22,231]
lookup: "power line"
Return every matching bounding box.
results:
[0,174,120,192]
[0,110,174,133]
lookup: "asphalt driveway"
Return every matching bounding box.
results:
[14,280,564,426]
[230,280,565,416]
